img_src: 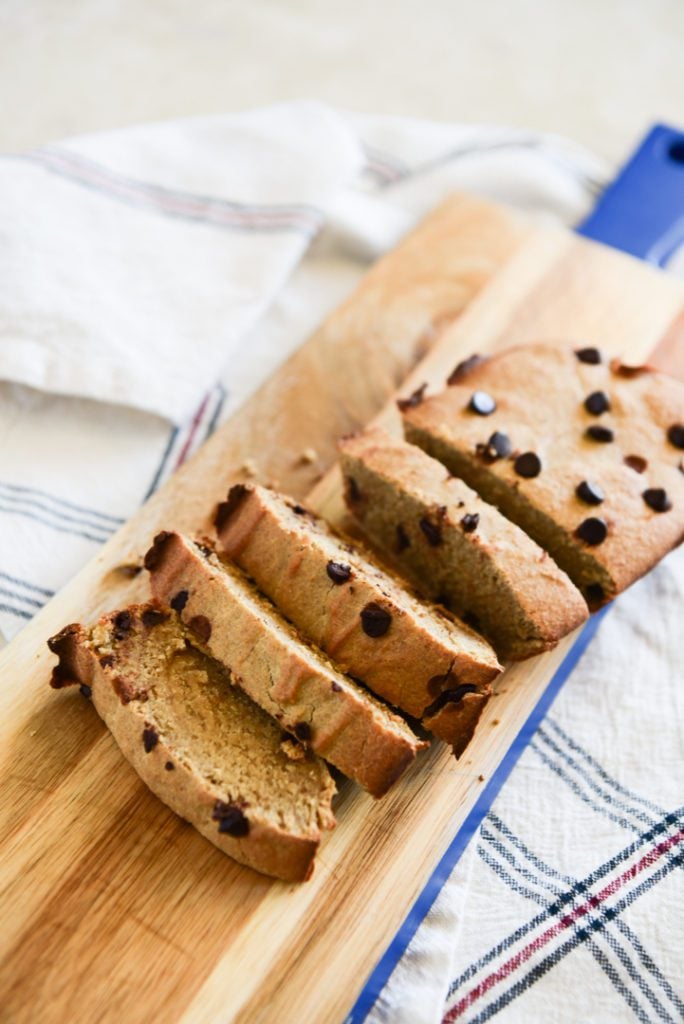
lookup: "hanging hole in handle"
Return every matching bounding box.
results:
[667,138,684,164]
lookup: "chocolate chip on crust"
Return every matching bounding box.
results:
[143,532,173,572]
[468,390,497,416]
[164,761,175,771]
[326,561,352,585]
[188,615,212,642]
[212,801,250,837]
[584,390,611,415]
[514,452,542,478]
[214,484,249,533]
[360,602,392,638]
[576,480,605,506]
[575,346,602,364]
[142,608,169,629]
[624,454,648,473]
[460,513,480,533]
[667,424,684,450]
[575,517,608,546]
[142,726,159,753]
[170,590,189,612]
[642,488,672,513]
[586,425,614,443]
[79,684,92,699]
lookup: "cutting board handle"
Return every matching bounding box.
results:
[579,123,684,266]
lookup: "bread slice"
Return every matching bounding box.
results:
[339,427,588,661]
[402,342,684,608]
[214,483,501,758]
[144,532,425,797]
[48,604,336,882]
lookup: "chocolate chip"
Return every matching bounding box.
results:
[79,684,92,699]
[99,654,115,669]
[468,391,497,416]
[397,382,428,411]
[212,801,250,837]
[624,455,648,473]
[584,391,611,415]
[113,610,133,640]
[360,602,392,637]
[326,561,352,585]
[143,531,173,572]
[170,589,189,612]
[142,727,158,753]
[667,424,684,450]
[164,761,174,771]
[291,504,307,515]
[194,541,213,558]
[575,346,602,365]
[213,484,248,533]
[331,681,342,693]
[396,524,411,552]
[419,516,443,546]
[585,583,605,608]
[575,517,608,545]
[293,722,311,743]
[642,488,672,513]
[586,425,614,443]
[460,513,480,533]
[514,452,542,478]
[142,608,168,629]
[488,431,512,458]
[447,353,485,385]
[424,685,478,718]
[611,359,650,378]
[188,615,212,642]
[576,480,605,505]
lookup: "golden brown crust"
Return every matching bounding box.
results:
[403,342,684,604]
[145,532,425,797]
[214,483,501,757]
[338,428,588,661]
[47,607,335,883]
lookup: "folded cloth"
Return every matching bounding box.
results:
[10,104,682,1024]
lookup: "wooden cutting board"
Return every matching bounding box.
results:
[2,192,684,1024]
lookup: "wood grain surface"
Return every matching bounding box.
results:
[1,193,683,1024]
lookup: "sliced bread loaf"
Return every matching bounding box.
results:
[48,604,336,882]
[144,532,426,797]
[339,427,588,660]
[214,483,501,758]
[402,342,684,607]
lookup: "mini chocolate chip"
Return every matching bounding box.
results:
[397,382,428,411]
[667,424,684,450]
[326,561,352,585]
[331,681,342,693]
[576,480,605,505]
[346,476,362,503]
[113,610,133,640]
[294,722,311,742]
[460,513,480,533]
[99,654,115,669]
[142,727,158,753]
[212,801,250,838]
[468,391,497,416]
[419,516,443,546]
[79,684,92,699]
[575,346,602,365]
[188,615,212,642]
[575,517,608,545]
[514,452,542,478]
[642,488,672,513]
[396,524,411,552]
[584,390,611,415]
[586,425,614,443]
[360,602,392,638]
[165,761,175,771]
[488,431,512,458]
[585,583,605,608]
[624,454,648,473]
[213,484,248,533]
[170,589,189,612]
[447,353,485,385]
[291,504,307,515]
[611,359,650,378]
[142,608,168,629]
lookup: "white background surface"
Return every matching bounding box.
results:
[1,0,683,163]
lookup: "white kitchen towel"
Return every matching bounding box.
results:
[6,104,681,1024]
